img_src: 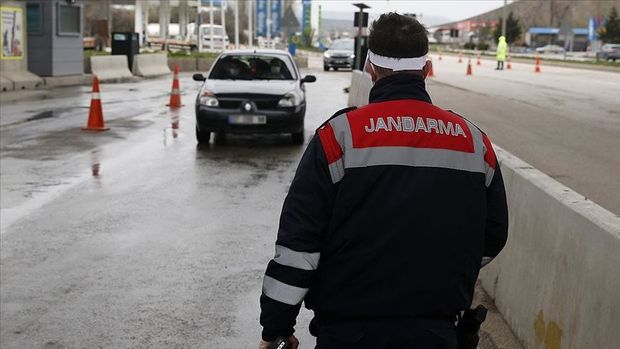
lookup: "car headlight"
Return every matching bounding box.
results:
[349,54,355,59]
[278,91,302,107]
[199,90,219,107]
[323,52,331,58]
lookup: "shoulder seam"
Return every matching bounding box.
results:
[316,106,357,131]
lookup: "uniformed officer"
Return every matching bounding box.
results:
[259,13,508,349]
[496,36,508,70]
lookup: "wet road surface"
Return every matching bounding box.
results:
[0,60,545,349]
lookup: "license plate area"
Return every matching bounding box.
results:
[228,115,267,125]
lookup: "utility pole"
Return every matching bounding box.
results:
[221,2,226,48]
[501,0,507,37]
[267,0,272,41]
[210,0,214,50]
[234,0,239,48]
[248,0,253,47]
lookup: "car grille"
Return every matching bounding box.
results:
[216,94,282,110]
[331,54,350,58]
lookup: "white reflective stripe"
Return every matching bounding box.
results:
[171,88,180,94]
[368,50,427,71]
[262,275,308,306]
[485,166,495,187]
[91,93,101,100]
[328,159,345,183]
[328,114,352,155]
[462,119,484,157]
[274,245,320,270]
[345,146,486,174]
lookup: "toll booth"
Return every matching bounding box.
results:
[111,32,139,72]
[352,3,370,71]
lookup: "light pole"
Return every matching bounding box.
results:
[353,3,370,71]
[501,0,507,37]
[248,0,253,47]
[234,0,239,48]
[210,0,214,50]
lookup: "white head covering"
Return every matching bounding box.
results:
[367,50,427,71]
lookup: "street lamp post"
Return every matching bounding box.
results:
[353,3,370,71]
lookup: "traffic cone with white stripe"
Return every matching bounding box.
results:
[534,54,541,73]
[458,51,463,63]
[507,54,512,69]
[466,58,473,75]
[476,53,481,65]
[428,58,434,77]
[167,64,183,107]
[82,76,109,132]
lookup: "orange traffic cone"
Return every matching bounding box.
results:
[458,51,463,63]
[534,54,541,73]
[507,55,512,69]
[428,59,434,77]
[438,52,442,61]
[82,76,109,132]
[466,59,473,75]
[476,53,481,65]
[167,65,183,107]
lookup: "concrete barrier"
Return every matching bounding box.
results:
[90,55,133,81]
[480,148,620,349]
[1,75,13,92]
[168,57,198,72]
[294,55,309,69]
[132,53,171,78]
[347,71,620,348]
[2,71,43,90]
[347,70,372,107]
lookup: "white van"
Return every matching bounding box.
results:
[187,23,229,50]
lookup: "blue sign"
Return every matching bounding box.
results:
[201,0,224,6]
[301,0,312,34]
[270,0,282,37]
[256,0,267,37]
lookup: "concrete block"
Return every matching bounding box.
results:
[168,57,197,72]
[479,147,620,349]
[132,53,171,78]
[294,55,308,69]
[3,70,44,90]
[347,70,372,107]
[196,57,216,72]
[1,75,14,91]
[43,74,93,88]
[90,55,134,82]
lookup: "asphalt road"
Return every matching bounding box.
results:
[425,54,620,215]
[5,53,616,348]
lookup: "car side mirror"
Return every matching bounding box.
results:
[193,73,206,82]
[301,75,316,84]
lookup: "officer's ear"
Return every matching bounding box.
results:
[364,59,378,83]
[422,60,432,79]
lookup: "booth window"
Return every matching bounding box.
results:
[57,3,80,36]
[27,3,42,34]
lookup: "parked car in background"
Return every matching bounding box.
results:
[192,49,316,145]
[323,38,355,71]
[535,44,566,54]
[596,44,620,62]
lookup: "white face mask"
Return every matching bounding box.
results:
[230,68,240,76]
[271,66,280,74]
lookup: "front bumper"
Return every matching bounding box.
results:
[324,57,354,68]
[195,104,305,134]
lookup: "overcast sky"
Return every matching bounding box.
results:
[313,0,506,22]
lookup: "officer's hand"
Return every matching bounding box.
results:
[258,335,299,349]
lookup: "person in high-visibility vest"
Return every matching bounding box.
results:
[496,36,508,70]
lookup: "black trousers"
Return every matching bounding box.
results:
[313,318,458,349]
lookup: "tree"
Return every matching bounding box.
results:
[494,12,522,44]
[599,7,620,43]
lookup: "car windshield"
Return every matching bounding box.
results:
[202,27,225,36]
[209,54,296,80]
[330,40,354,51]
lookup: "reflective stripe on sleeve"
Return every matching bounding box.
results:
[262,275,308,306]
[274,245,320,271]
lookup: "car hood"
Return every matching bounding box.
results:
[327,50,354,56]
[205,79,298,95]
